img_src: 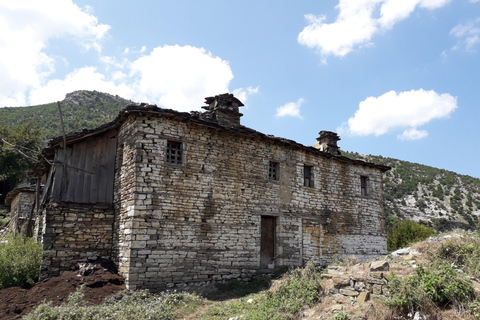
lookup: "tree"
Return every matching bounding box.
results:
[0,122,43,203]
[387,219,435,252]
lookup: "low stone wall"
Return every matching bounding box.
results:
[40,203,115,278]
[321,261,390,302]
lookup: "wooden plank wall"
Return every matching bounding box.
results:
[51,130,118,204]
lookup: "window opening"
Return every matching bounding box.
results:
[166,141,182,164]
[361,176,369,196]
[304,165,314,187]
[269,161,279,180]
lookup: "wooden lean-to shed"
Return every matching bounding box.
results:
[33,124,120,276]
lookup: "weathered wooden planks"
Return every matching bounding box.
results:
[49,130,117,204]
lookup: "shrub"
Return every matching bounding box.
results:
[387,219,435,252]
[331,311,350,320]
[266,262,323,314]
[24,287,204,320]
[437,235,480,278]
[0,216,10,228]
[387,261,475,313]
[0,234,42,288]
[203,263,323,319]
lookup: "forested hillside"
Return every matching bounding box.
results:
[0,90,132,139]
[0,90,133,202]
[343,151,480,231]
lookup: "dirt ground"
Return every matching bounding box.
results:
[0,268,125,320]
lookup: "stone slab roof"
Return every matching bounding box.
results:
[32,103,390,175]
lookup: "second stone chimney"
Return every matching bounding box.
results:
[315,131,341,155]
[202,93,244,128]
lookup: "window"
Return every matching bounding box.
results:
[361,176,369,196]
[304,165,314,187]
[166,141,182,164]
[269,161,279,180]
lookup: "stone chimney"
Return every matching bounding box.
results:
[315,131,341,155]
[202,93,244,128]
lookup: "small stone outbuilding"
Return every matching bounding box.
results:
[33,93,390,291]
[5,186,36,234]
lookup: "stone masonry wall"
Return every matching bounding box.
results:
[10,191,35,233]
[40,204,115,277]
[115,113,387,291]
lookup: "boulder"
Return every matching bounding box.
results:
[370,261,390,272]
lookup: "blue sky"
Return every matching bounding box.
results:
[1,0,480,177]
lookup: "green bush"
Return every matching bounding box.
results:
[387,261,475,312]
[437,235,480,278]
[331,311,350,320]
[0,216,10,228]
[266,263,323,314]
[25,287,204,320]
[0,234,42,288]
[387,219,435,252]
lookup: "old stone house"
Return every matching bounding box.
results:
[5,186,36,234]
[33,93,390,291]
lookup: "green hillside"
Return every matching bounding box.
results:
[343,151,480,231]
[0,90,133,139]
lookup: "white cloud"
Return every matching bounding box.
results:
[0,3,250,112]
[275,98,304,119]
[298,0,451,60]
[338,89,457,140]
[0,0,110,106]
[398,128,428,140]
[129,45,234,111]
[232,86,259,106]
[28,67,134,105]
[450,18,480,51]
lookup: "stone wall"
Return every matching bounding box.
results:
[9,190,35,233]
[115,113,387,291]
[39,204,115,278]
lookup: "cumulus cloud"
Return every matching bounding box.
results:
[338,89,457,140]
[398,128,428,140]
[0,3,252,112]
[232,86,259,106]
[450,18,480,51]
[0,0,110,106]
[275,98,304,119]
[298,0,451,60]
[129,45,234,111]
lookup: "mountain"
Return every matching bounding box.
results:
[0,90,133,139]
[342,151,480,232]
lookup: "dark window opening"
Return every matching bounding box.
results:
[304,165,314,187]
[166,141,182,164]
[361,176,369,196]
[269,161,279,180]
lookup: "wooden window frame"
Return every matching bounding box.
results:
[361,176,369,196]
[166,140,183,165]
[304,165,314,188]
[269,161,279,181]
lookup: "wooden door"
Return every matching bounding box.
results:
[260,216,275,267]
